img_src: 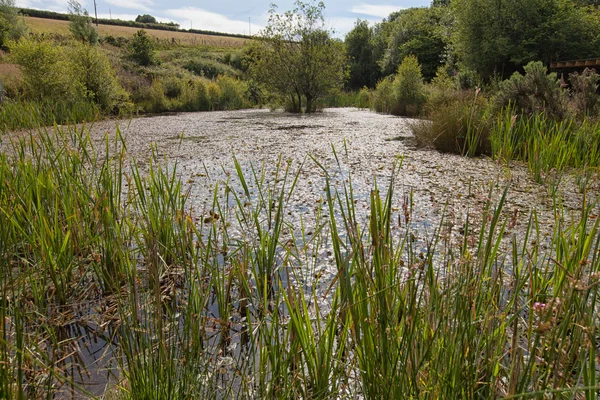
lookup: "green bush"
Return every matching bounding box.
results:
[8,38,82,102]
[425,67,465,115]
[182,58,236,79]
[161,75,185,99]
[372,55,426,117]
[496,61,566,119]
[128,30,155,66]
[137,79,169,113]
[215,75,249,110]
[68,43,132,114]
[372,77,394,114]
[102,35,129,48]
[390,55,427,116]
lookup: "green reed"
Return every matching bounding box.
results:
[1,124,600,398]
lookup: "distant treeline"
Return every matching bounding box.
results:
[18,8,252,40]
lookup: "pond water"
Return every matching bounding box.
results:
[93,107,596,251]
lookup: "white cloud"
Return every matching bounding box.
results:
[104,0,153,12]
[350,4,405,18]
[165,7,263,35]
[15,0,72,12]
[325,16,379,37]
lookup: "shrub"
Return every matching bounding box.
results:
[455,68,479,90]
[182,58,236,79]
[424,66,463,114]
[68,0,99,45]
[180,78,210,111]
[8,38,82,102]
[102,35,129,48]
[128,30,155,66]
[206,81,221,110]
[569,68,599,117]
[495,61,566,119]
[412,89,492,157]
[372,76,394,114]
[161,76,184,99]
[390,55,426,116]
[215,76,248,110]
[67,43,132,114]
[372,56,426,117]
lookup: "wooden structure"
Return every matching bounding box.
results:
[550,58,600,73]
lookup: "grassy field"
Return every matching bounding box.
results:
[24,16,250,47]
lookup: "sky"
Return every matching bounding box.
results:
[15,0,431,37]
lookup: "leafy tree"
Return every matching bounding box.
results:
[452,0,600,81]
[345,20,381,89]
[249,0,347,113]
[68,0,98,45]
[135,14,157,24]
[128,29,155,66]
[0,0,27,49]
[379,7,450,81]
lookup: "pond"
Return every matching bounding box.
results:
[93,107,594,252]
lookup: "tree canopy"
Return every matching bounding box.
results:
[379,6,450,81]
[135,14,157,24]
[249,0,347,113]
[452,0,600,80]
[345,20,381,89]
[343,0,600,87]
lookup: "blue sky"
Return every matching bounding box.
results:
[15,0,431,37]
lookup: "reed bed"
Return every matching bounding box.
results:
[1,125,599,399]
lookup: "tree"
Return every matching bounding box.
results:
[379,7,450,81]
[68,0,98,45]
[345,20,381,89]
[0,0,27,50]
[452,0,600,81]
[249,0,347,113]
[135,14,157,24]
[128,29,155,66]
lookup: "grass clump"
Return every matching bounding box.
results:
[413,88,492,156]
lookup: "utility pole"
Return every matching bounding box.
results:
[248,17,251,36]
[109,9,111,19]
[93,0,98,26]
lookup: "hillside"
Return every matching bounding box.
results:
[25,16,250,47]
